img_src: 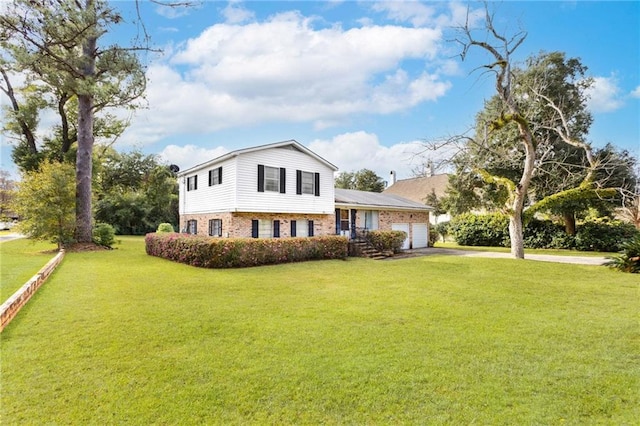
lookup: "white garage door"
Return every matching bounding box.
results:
[412,223,428,249]
[391,223,410,250]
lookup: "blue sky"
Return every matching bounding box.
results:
[1,1,638,181]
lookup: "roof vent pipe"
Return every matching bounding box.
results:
[389,170,396,187]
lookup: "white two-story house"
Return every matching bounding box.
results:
[178,140,433,248]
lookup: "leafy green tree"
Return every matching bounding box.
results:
[12,161,76,249]
[95,150,178,234]
[447,8,634,258]
[1,0,146,243]
[0,170,16,220]
[335,169,385,192]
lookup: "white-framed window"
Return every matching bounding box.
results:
[301,171,314,195]
[209,219,222,237]
[296,170,320,196]
[264,166,280,192]
[187,175,197,191]
[364,211,379,230]
[291,220,314,237]
[252,219,280,238]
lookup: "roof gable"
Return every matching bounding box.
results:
[178,139,338,176]
[383,174,450,203]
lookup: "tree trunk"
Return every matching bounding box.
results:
[508,209,525,259]
[75,93,94,242]
[75,2,96,243]
[563,211,576,235]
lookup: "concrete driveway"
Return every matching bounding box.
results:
[0,233,25,243]
[393,247,608,266]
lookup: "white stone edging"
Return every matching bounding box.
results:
[0,250,65,332]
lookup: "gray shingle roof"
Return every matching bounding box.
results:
[335,188,432,211]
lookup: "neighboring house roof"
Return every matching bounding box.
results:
[383,174,450,204]
[178,139,338,176]
[335,188,433,212]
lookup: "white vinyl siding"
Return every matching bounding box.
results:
[235,148,334,214]
[179,144,336,216]
[179,158,236,215]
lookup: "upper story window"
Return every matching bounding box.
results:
[264,166,280,192]
[257,165,286,193]
[296,170,320,196]
[209,167,222,186]
[187,175,198,191]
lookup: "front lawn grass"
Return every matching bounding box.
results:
[0,238,58,301]
[2,236,638,424]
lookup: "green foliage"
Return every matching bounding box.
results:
[574,218,638,252]
[523,219,574,249]
[605,235,640,273]
[145,233,348,268]
[450,213,510,247]
[434,221,450,243]
[366,230,407,253]
[12,161,76,249]
[95,150,178,234]
[335,169,385,192]
[156,223,175,233]
[92,223,116,248]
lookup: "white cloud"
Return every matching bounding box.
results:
[158,144,229,171]
[308,131,448,181]
[586,75,624,113]
[221,0,255,24]
[121,10,451,146]
[631,85,640,98]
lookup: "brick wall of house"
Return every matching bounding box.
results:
[378,210,430,245]
[180,212,336,238]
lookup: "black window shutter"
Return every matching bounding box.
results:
[308,220,314,237]
[257,165,265,192]
[218,167,223,184]
[296,170,302,195]
[194,175,198,190]
[251,220,259,238]
[290,220,297,237]
[273,220,280,238]
[208,170,213,186]
[280,168,286,193]
[314,173,320,196]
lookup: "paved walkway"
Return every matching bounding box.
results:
[392,247,608,266]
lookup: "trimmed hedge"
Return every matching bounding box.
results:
[366,230,407,253]
[145,233,348,268]
[450,213,639,252]
[450,213,510,247]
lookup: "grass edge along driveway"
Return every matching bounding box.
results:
[2,236,638,424]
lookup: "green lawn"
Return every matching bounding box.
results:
[1,236,638,424]
[0,238,58,301]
